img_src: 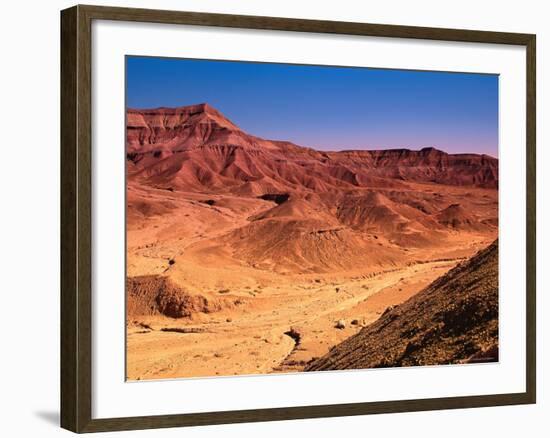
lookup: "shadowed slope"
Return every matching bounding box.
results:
[306,240,498,371]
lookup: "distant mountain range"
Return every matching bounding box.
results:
[126,103,498,194]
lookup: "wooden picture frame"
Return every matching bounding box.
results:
[61,4,536,433]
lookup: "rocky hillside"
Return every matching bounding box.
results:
[306,240,499,370]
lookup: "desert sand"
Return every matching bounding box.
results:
[125,103,498,380]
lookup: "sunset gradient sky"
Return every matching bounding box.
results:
[127,56,498,157]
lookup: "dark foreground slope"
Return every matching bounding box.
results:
[306,240,499,371]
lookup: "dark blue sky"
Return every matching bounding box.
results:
[126,56,498,157]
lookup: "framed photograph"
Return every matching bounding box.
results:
[60,5,536,433]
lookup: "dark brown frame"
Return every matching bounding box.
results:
[61,4,536,433]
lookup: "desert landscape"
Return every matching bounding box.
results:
[125,102,499,380]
